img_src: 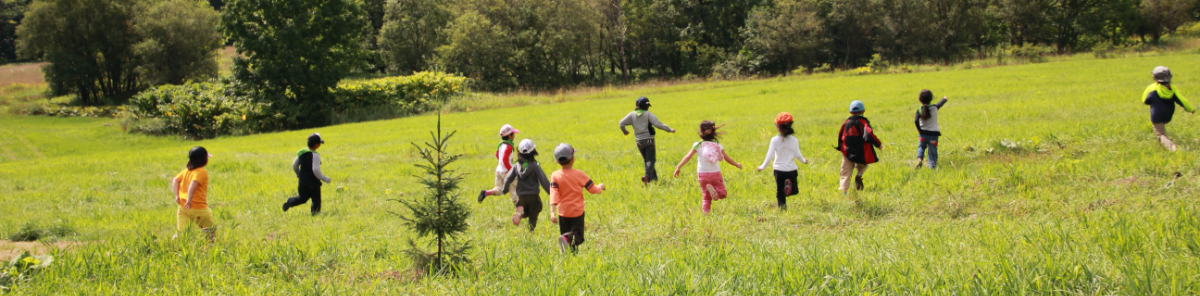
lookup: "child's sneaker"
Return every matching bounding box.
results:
[914,158,923,169]
[706,184,720,200]
[557,235,571,253]
[512,207,524,226]
[477,190,487,203]
[641,176,649,185]
[854,176,864,191]
[282,203,290,212]
[783,179,793,196]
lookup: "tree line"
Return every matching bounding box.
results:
[7,0,1200,105]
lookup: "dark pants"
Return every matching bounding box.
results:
[558,212,585,250]
[516,195,543,231]
[636,139,658,181]
[773,170,798,209]
[284,183,322,214]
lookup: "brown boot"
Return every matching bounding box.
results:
[914,158,924,169]
[854,176,864,191]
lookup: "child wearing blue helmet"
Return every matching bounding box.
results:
[836,100,882,194]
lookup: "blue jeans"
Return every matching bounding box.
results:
[916,135,938,168]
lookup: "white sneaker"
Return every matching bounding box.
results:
[706,184,720,200]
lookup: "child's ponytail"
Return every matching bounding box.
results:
[778,122,794,137]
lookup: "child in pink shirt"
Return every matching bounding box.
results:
[673,121,743,213]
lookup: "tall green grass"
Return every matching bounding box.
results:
[1,52,1199,294]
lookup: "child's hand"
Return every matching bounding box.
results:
[623,131,630,136]
[670,129,677,133]
[756,166,764,172]
[734,163,743,170]
[597,184,606,191]
[183,201,192,210]
[550,215,558,224]
[802,158,809,164]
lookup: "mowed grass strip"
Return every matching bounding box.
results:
[1,53,1199,294]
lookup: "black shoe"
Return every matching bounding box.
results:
[641,176,649,185]
[854,176,864,191]
[282,203,290,212]
[477,190,487,203]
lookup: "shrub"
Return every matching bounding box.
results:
[13,104,124,117]
[126,81,283,139]
[331,72,467,123]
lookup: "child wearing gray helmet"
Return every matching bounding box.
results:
[1143,66,1193,152]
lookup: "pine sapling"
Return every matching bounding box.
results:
[394,115,472,275]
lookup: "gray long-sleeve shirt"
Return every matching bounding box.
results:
[293,153,332,183]
[501,161,551,197]
[618,111,673,141]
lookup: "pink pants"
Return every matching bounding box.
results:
[698,172,727,213]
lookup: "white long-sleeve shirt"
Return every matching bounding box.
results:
[758,135,806,172]
[293,153,332,183]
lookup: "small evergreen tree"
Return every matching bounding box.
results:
[395,114,471,275]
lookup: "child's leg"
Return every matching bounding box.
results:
[927,135,939,168]
[282,184,312,210]
[309,186,322,215]
[711,172,727,200]
[773,170,787,207]
[175,208,193,238]
[916,136,928,160]
[1154,123,1176,151]
[638,140,658,181]
[486,170,506,196]
[525,200,540,231]
[196,209,216,242]
[838,156,855,192]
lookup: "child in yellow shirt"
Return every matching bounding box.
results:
[172,146,215,242]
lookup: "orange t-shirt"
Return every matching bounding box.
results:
[175,167,209,209]
[549,169,602,218]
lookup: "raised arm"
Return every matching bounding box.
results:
[673,149,697,177]
[648,113,675,133]
[618,112,635,135]
[934,97,948,108]
[292,157,301,177]
[723,150,743,170]
[312,154,332,183]
[500,167,519,194]
[536,168,551,195]
[1177,90,1195,113]
[757,137,777,171]
[171,177,181,203]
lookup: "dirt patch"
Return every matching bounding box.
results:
[0,63,47,88]
[0,240,82,261]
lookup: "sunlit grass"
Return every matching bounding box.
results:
[0,52,1199,294]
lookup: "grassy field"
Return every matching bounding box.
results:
[2,52,1200,294]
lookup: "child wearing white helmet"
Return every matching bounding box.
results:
[478,124,520,203]
[836,100,883,194]
[500,139,551,231]
[1143,66,1193,152]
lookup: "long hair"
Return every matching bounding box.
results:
[518,151,537,165]
[186,146,208,170]
[699,120,719,142]
[777,122,794,137]
[919,89,934,120]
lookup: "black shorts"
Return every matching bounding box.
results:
[773,170,798,198]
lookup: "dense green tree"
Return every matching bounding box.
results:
[221,0,368,127]
[435,11,516,90]
[1140,0,1197,43]
[17,0,141,104]
[360,0,387,73]
[378,0,450,74]
[742,0,826,73]
[134,0,223,86]
[0,0,31,63]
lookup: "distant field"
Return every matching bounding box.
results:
[1,52,1199,294]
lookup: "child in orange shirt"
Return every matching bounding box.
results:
[549,143,606,253]
[171,146,215,242]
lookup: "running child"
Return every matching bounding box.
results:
[549,143,606,253]
[478,124,520,203]
[913,90,948,169]
[500,139,551,231]
[171,146,215,242]
[1143,66,1193,152]
[283,133,333,215]
[618,97,676,184]
[756,112,808,210]
[673,121,743,214]
[836,101,882,194]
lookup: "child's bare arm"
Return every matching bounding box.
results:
[549,204,558,223]
[185,181,199,209]
[673,150,697,177]
[723,150,743,169]
[171,177,181,202]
